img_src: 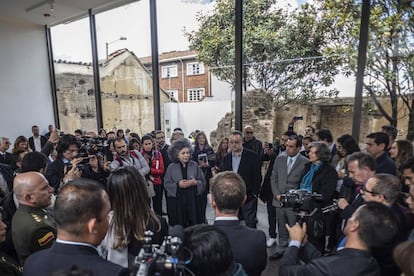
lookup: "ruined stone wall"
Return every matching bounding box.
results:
[55,53,170,135]
[56,73,97,133]
[275,97,410,142]
[210,90,274,148]
[212,93,412,148]
[100,55,164,134]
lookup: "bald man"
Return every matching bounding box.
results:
[11,172,56,265]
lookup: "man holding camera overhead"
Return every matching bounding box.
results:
[269,135,310,260]
[45,134,83,192]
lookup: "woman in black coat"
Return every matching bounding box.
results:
[300,142,338,252]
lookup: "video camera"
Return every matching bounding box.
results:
[132,225,193,276]
[78,136,110,156]
[280,189,324,227]
[280,189,323,211]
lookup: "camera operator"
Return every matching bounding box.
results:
[279,202,399,276]
[82,153,111,189]
[45,134,82,192]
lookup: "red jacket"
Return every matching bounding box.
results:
[141,150,164,185]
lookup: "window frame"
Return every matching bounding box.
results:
[186,62,205,76]
[161,64,178,79]
[187,88,205,102]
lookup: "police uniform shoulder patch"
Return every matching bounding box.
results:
[37,231,55,247]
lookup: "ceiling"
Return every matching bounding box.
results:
[0,0,138,26]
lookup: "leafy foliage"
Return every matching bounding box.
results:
[185,0,341,107]
[312,0,414,129]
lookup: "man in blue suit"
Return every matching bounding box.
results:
[23,179,128,276]
[211,171,267,276]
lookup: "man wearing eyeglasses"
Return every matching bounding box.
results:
[362,174,407,237]
[361,173,407,276]
[220,131,262,229]
[279,202,399,276]
[243,125,263,167]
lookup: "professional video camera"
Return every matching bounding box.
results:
[132,226,193,276]
[78,136,110,156]
[280,189,323,211]
[280,189,324,227]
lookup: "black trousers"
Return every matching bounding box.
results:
[266,194,277,238]
[240,195,258,228]
[152,184,163,216]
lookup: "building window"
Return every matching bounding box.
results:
[186,62,205,76]
[167,90,178,100]
[187,88,205,102]
[161,65,178,78]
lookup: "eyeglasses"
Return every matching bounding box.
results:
[360,185,380,196]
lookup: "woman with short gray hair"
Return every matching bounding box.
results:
[164,139,205,227]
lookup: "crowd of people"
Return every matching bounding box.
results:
[0,122,413,275]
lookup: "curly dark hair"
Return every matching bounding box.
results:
[168,138,192,163]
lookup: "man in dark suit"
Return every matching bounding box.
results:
[243,125,263,166]
[270,135,309,259]
[337,152,376,223]
[45,134,83,191]
[28,126,47,152]
[211,171,266,276]
[316,128,337,164]
[219,130,262,228]
[361,173,407,275]
[365,132,396,175]
[279,202,399,276]
[23,178,128,276]
[0,137,12,166]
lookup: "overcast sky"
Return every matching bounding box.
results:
[51,0,354,96]
[51,0,300,61]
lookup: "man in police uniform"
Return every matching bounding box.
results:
[11,172,56,265]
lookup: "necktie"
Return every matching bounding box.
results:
[287,157,294,174]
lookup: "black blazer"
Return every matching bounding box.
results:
[303,162,338,207]
[220,148,262,196]
[280,242,380,276]
[214,220,266,276]
[28,136,48,152]
[45,159,65,192]
[23,242,128,276]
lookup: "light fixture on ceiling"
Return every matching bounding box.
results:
[25,0,55,13]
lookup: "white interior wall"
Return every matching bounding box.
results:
[164,100,232,142]
[0,18,55,143]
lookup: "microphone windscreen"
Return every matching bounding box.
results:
[169,225,184,241]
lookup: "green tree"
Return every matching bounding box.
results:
[185,0,341,107]
[307,0,414,137]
